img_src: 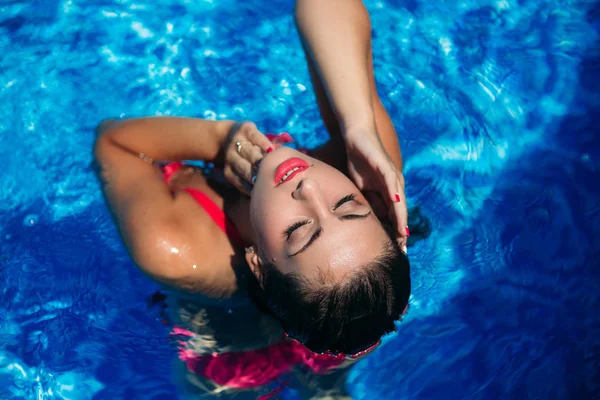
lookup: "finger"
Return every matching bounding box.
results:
[224,167,252,196]
[246,126,274,152]
[347,163,366,190]
[231,156,254,185]
[238,142,264,166]
[391,192,408,233]
[390,200,409,253]
[239,178,253,196]
[363,191,387,221]
[381,164,403,205]
[381,166,409,241]
[392,190,408,228]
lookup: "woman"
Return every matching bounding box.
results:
[95,0,410,394]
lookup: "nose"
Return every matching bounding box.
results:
[292,178,329,216]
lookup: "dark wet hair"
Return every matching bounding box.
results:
[257,237,410,355]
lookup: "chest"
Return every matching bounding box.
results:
[167,164,255,244]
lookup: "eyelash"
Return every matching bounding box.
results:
[284,193,357,240]
[335,193,356,208]
[284,220,310,240]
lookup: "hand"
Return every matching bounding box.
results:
[222,122,272,195]
[344,129,409,252]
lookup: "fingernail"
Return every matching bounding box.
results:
[278,132,294,143]
[394,193,401,202]
[266,147,273,153]
[405,226,410,237]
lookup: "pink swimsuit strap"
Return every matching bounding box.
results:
[161,162,247,247]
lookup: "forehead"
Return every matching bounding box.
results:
[291,216,389,278]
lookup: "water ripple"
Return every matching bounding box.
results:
[1,0,599,398]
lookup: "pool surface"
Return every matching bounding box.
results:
[1,0,599,398]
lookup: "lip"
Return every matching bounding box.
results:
[273,157,310,186]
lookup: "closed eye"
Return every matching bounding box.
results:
[339,212,371,221]
[333,193,356,210]
[283,220,311,240]
[289,211,371,257]
[283,194,356,240]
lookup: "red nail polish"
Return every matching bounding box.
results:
[278,132,294,143]
[405,226,410,237]
[266,147,273,153]
[395,193,401,202]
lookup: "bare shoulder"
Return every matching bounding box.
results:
[95,119,242,299]
[132,191,241,299]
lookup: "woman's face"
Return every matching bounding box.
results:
[249,147,389,280]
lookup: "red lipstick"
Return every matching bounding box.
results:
[273,158,310,186]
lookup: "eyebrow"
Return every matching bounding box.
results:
[290,211,372,257]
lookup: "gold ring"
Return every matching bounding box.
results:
[236,141,245,154]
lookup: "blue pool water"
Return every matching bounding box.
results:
[1,0,599,398]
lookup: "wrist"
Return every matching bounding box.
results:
[340,107,376,134]
[217,120,239,144]
[212,120,238,165]
[342,119,377,139]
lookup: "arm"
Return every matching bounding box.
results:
[98,117,235,165]
[295,0,402,169]
[295,0,373,130]
[94,118,242,297]
[296,0,408,248]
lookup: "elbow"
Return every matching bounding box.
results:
[147,263,190,288]
[138,255,207,294]
[131,229,193,286]
[93,128,110,166]
[96,119,120,138]
[93,119,122,163]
